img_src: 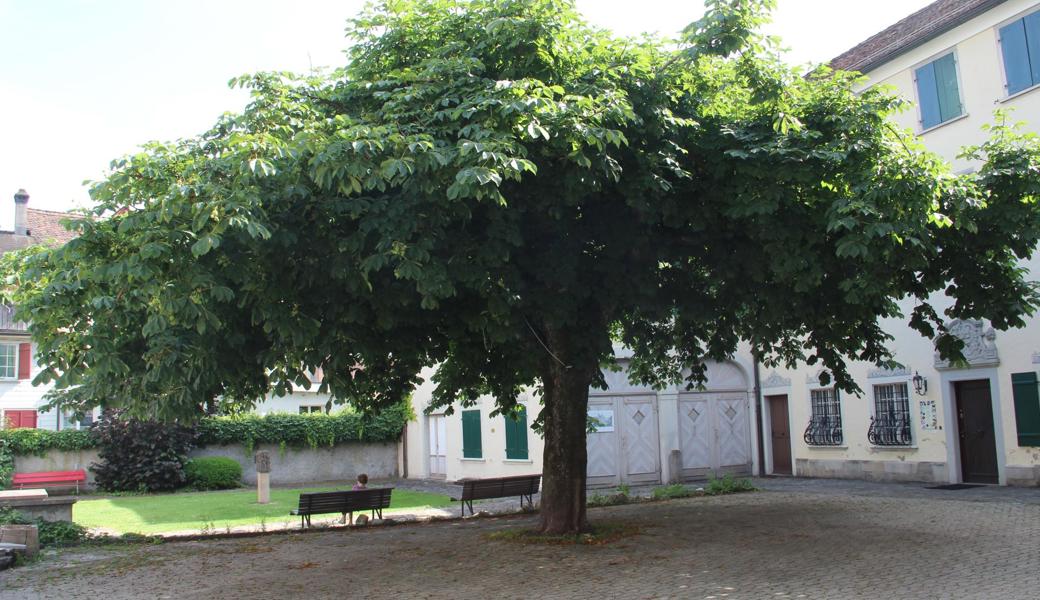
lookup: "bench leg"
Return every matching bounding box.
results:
[348,512,353,525]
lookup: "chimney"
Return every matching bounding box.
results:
[13,189,29,236]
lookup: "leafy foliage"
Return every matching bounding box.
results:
[196,403,409,450]
[8,0,1040,531]
[184,457,242,490]
[704,475,756,496]
[651,483,696,500]
[0,507,89,548]
[0,440,12,490]
[0,428,95,455]
[91,412,197,492]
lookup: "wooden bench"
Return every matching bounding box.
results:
[451,474,541,517]
[11,470,87,494]
[290,488,393,528]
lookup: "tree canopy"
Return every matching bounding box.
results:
[9,0,1040,532]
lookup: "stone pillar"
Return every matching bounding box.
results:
[255,451,271,504]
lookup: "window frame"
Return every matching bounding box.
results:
[0,342,18,380]
[869,381,915,447]
[996,7,1040,99]
[911,49,967,132]
[805,386,844,447]
[298,405,324,415]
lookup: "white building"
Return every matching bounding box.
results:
[405,0,1040,488]
[762,0,1040,487]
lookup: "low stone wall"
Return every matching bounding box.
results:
[11,442,398,489]
[192,442,398,485]
[795,458,946,483]
[1006,465,1040,487]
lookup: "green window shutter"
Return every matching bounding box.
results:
[932,53,962,123]
[505,406,529,460]
[1011,372,1040,447]
[461,410,482,458]
[915,54,962,129]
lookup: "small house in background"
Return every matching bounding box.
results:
[0,189,86,431]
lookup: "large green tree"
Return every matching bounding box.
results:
[11,0,1040,533]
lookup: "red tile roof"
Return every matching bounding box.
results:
[0,208,80,253]
[830,0,1008,74]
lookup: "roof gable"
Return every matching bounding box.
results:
[830,0,1009,74]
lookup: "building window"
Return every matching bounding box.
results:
[804,388,843,446]
[913,52,963,130]
[461,409,482,459]
[999,11,1040,95]
[0,343,16,379]
[299,405,324,414]
[868,383,913,446]
[504,406,529,460]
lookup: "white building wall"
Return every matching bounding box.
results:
[765,0,1040,486]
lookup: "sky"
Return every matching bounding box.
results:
[0,0,936,229]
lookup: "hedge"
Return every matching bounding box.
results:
[195,404,410,452]
[0,405,409,457]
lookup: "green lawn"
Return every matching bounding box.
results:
[74,486,453,534]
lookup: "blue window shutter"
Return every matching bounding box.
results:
[915,62,942,129]
[1001,19,1033,94]
[461,410,482,459]
[1024,12,1040,88]
[932,54,962,122]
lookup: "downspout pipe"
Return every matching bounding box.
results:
[752,350,765,477]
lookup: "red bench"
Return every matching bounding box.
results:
[11,470,87,494]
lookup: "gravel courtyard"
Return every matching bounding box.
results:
[2,480,1038,599]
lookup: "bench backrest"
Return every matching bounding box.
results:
[460,475,540,501]
[12,470,86,484]
[296,488,393,513]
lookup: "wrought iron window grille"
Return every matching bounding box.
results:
[867,414,913,446]
[803,415,844,446]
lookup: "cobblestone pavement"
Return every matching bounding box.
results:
[4,480,1039,599]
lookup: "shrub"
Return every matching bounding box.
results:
[0,507,88,548]
[196,403,409,451]
[705,475,756,496]
[0,440,12,490]
[91,411,197,492]
[184,457,242,490]
[0,428,95,455]
[652,483,695,500]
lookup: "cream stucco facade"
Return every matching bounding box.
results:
[763,0,1040,486]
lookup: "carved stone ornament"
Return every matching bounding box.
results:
[761,371,791,388]
[805,370,829,385]
[867,365,910,379]
[254,450,271,474]
[934,319,999,370]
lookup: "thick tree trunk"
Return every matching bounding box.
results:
[538,358,595,534]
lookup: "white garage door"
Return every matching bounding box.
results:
[678,392,751,480]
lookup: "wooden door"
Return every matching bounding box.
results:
[586,398,621,487]
[678,395,713,479]
[621,396,660,484]
[767,395,792,475]
[4,410,37,429]
[955,380,998,484]
[427,415,447,477]
[715,393,751,475]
